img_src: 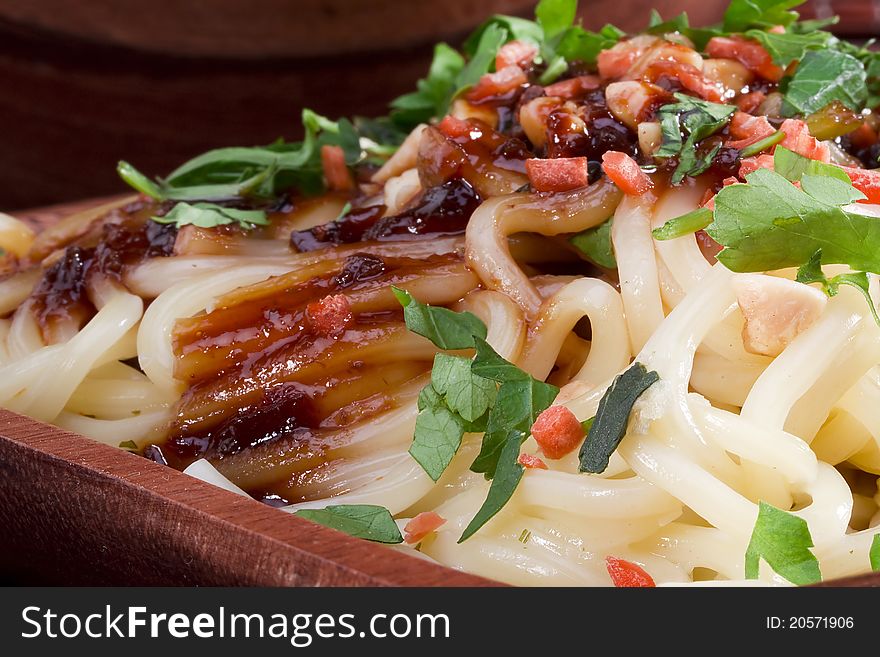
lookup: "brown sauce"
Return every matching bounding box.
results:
[290,178,480,251]
[159,253,467,479]
[31,212,176,337]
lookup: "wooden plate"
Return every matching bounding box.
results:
[2,199,879,587]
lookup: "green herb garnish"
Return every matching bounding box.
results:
[781,50,868,116]
[458,431,527,543]
[408,353,496,482]
[393,293,557,537]
[655,94,736,184]
[706,148,878,274]
[152,202,268,230]
[745,29,830,67]
[470,338,559,478]
[795,250,880,326]
[391,286,487,350]
[294,505,403,544]
[578,362,660,474]
[722,0,802,33]
[569,218,616,269]
[119,109,360,202]
[745,501,821,584]
[871,534,880,571]
[652,207,713,241]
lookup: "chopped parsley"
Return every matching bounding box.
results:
[393,292,558,540]
[152,202,268,230]
[655,94,736,184]
[578,362,660,474]
[294,505,403,544]
[745,501,821,584]
[569,218,616,269]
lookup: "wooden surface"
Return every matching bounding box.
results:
[0,408,498,587]
[1,0,877,211]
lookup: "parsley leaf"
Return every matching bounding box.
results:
[431,354,496,422]
[471,337,531,382]
[773,146,853,185]
[294,505,403,544]
[119,109,361,202]
[796,250,880,326]
[746,29,831,67]
[536,0,577,40]
[706,149,880,274]
[744,501,821,584]
[570,217,617,268]
[389,44,464,128]
[398,301,554,492]
[469,338,559,478]
[463,15,543,56]
[871,534,880,571]
[557,24,625,67]
[722,0,803,33]
[411,396,467,482]
[471,373,559,478]
[391,286,487,350]
[655,93,735,184]
[458,24,508,93]
[782,50,868,116]
[390,25,505,127]
[152,202,268,230]
[458,431,527,543]
[579,362,660,473]
[645,11,720,51]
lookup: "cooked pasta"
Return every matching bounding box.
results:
[2,0,880,586]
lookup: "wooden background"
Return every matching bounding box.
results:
[1,0,878,211]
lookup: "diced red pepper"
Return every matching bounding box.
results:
[436,115,474,139]
[531,405,584,459]
[543,75,601,99]
[518,453,549,469]
[601,151,653,195]
[648,60,723,102]
[727,112,775,149]
[706,36,783,82]
[306,294,352,338]
[735,91,766,114]
[605,556,656,587]
[496,40,538,70]
[597,45,640,80]
[841,166,880,204]
[320,145,354,192]
[739,153,775,177]
[403,512,446,544]
[467,65,528,102]
[779,118,830,162]
[526,157,591,192]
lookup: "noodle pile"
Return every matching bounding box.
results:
[1,0,879,586]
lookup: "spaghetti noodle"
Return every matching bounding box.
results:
[2,0,880,586]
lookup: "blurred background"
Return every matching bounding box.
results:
[0,0,878,211]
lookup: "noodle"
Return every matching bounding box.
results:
[3,0,880,588]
